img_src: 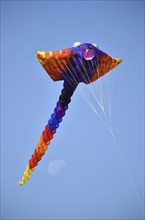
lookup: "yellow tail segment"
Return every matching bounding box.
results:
[19,165,35,186]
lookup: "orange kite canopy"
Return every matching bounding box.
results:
[36,42,122,84]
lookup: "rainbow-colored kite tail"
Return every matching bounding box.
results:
[19,80,77,185]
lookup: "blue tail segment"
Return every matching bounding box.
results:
[48,80,78,132]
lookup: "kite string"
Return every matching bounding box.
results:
[61,56,100,116]
[64,56,115,131]
[86,81,145,214]
[110,130,145,214]
[63,58,101,116]
[51,59,78,89]
[67,56,115,131]
[78,57,104,110]
[73,57,144,213]
[92,59,105,109]
[91,79,144,213]
[84,58,113,132]
[86,64,145,213]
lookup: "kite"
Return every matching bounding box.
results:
[19,42,122,185]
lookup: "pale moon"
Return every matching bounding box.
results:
[48,159,66,176]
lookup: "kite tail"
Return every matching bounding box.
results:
[19,80,77,185]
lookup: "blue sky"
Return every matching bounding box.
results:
[1,1,144,219]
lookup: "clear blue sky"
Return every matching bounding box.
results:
[1,1,144,219]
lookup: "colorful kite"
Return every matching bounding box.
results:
[19,42,122,185]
